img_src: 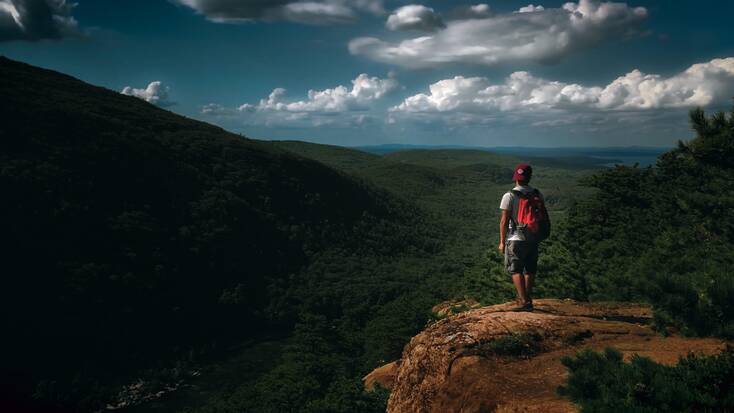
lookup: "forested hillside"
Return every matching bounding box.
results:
[550,107,734,337]
[0,57,447,412]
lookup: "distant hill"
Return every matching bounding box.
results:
[268,141,599,214]
[382,148,513,169]
[354,143,482,155]
[0,57,439,411]
[266,140,457,197]
[267,139,381,171]
[354,144,668,167]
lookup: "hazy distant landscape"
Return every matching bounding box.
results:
[355,144,667,167]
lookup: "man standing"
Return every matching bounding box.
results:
[498,163,550,312]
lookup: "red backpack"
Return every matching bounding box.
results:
[511,189,551,242]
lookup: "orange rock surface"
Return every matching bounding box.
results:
[364,360,399,392]
[365,299,727,413]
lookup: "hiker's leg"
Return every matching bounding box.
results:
[512,273,528,304]
[523,242,539,303]
[524,273,535,301]
[506,241,529,305]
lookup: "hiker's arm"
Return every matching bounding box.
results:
[498,209,509,253]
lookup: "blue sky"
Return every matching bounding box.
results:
[1,0,733,147]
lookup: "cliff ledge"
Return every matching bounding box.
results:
[364,299,727,413]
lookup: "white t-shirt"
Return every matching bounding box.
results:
[500,185,544,241]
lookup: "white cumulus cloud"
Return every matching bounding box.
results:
[172,0,384,24]
[516,4,545,13]
[121,81,174,107]
[254,73,398,113]
[349,0,648,68]
[202,74,397,127]
[386,4,444,32]
[392,57,734,113]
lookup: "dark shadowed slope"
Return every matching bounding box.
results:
[0,57,438,411]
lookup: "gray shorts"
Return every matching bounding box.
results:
[505,240,539,275]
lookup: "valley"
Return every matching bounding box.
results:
[4,56,734,413]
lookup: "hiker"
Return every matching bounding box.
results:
[498,163,551,312]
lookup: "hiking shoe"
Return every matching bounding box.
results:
[511,302,534,312]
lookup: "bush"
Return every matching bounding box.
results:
[559,347,734,412]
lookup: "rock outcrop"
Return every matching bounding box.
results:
[363,360,399,392]
[365,299,727,413]
[431,298,483,319]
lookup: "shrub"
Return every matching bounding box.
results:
[485,331,544,358]
[559,347,734,412]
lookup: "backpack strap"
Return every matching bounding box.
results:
[507,189,523,225]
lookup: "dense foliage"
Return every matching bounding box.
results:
[559,347,734,412]
[0,57,446,412]
[549,107,734,338]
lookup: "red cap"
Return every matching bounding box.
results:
[512,163,532,182]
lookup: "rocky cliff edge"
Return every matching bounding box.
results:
[364,299,727,413]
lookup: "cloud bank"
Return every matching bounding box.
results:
[172,0,384,24]
[350,0,648,68]
[203,73,397,126]
[0,0,79,41]
[121,81,174,107]
[392,57,734,113]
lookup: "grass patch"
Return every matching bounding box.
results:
[563,329,594,345]
[487,331,544,358]
[457,331,545,360]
